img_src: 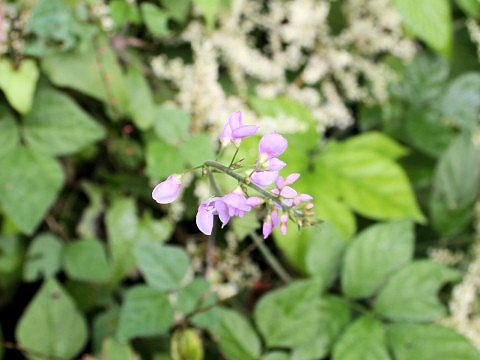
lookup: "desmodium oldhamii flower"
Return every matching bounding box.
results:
[152,174,183,204]
[220,111,259,147]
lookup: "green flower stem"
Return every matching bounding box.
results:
[204,160,303,218]
[250,232,292,283]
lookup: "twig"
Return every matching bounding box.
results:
[0,341,67,360]
[249,232,292,283]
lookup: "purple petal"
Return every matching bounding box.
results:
[268,158,287,171]
[280,186,297,198]
[285,173,300,185]
[228,111,242,129]
[246,196,262,206]
[220,119,232,144]
[152,175,182,204]
[280,213,288,223]
[259,132,288,158]
[223,192,251,211]
[251,170,278,187]
[215,200,230,227]
[281,223,287,235]
[271,209,278,228]
[196,204,214,235]
[297,193,313,202]
[263,220,272,239]
[275,176,285,189]
[283,199,294,206]
[232,125,259,139]
[271,188,280,195]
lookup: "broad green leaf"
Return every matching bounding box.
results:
[306,222,347,287]
[64,238,112,283]
[193,0,220,28]
[315,143,425,223]
[136,213,173,243]
[0,105,19,157]
[262,353,290,360]
[0,58,39,114]
[392,53,449,107]
[342,220,414,299]
[117,285,174,340]
[433,73,480,131]
[110,0,141,28]
[16,278,88,360]
[0,234,22,274]
[126,65,156,130]
[374,260,461,321]
[254,279,323,348]
[0,146,64,235]
[154,106,191,144]
[106,197,139,280]
[455,0,480,16]
[92,307,120,353]
[387,323,480,360]
[291,296,351,360]
[141,3,170,36]
[332,316,390,360]
[176,278,220,329]
[341,132,408,160]
[404,109,455,157]
[311,192,356,239]
[23,233,63,282]
[97,338,138,360]
[160,0,191,22]
[181,134,215,167]
[393,0,452,56]
[42,37,128,111]
[146,139,186,178]
[135,240,191,291]
[273,226,314,272]
[65,281,112,313]
[430,133,480,236]
[216,308,261,360]
[23,85,105,156]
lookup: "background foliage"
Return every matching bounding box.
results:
[2,0,480,359]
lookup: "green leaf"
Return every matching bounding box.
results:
[110,0,140,29]
[136,213,173,243]
[455,0,480,16]
[305,222,346,286]
[374,260,461,321]
[16,278,88,360]
[393,53,449,107]
[98,338,138,360]
[433,73,480,131]
[159,0,191,23]
[393,0,452,56]
[154,106,191,143]
[216,308,261,360]
[23,85,105,156]
[254,279,323,348]
[332,316,391,360]
[64,238,112,283]
[92,307,119,353]
[0,58,39,114]
[42,36,128,111]
[146,139,187,178]
[315,142,425,223]
[0,105,19,158]
[106,197,139,280]
[341,132,408,160]
[23,233,63,282]
[403,109,455,157]
[262,353,290,360]
[117,285,174,340]
[141,3,170,36]
[180,134,215,167]
[231,212,260,241]
[126,65,156,130]
[430,133,480,236]
[193,0,220,28]
[341,220,414,299]
[0,234,22,274]
[135,240,191,291]
[76,183,104,239]
[387,323,480,360]
[0,146,64,235]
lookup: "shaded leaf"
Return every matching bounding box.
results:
[23,233,63,282]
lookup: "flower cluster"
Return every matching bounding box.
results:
[152,111,315,239]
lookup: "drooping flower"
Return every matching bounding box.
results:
[196,200,215,235]
[220,111,259,147]
[280,213,289,234]
[263,209,279,239]
[152,174,183,204]
[250,170,279,187]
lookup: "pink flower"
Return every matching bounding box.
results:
[263,209,279,239]
[220,111,259,147]
[293,193,313,205]
[152,174,182,204]
[259,132,288,159]
[280,213,288,234]
[251,170,279,187]
[196,200,215,235]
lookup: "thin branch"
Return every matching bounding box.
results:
[249,232,292,283]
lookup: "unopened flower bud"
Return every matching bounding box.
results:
[171,328,204,360]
